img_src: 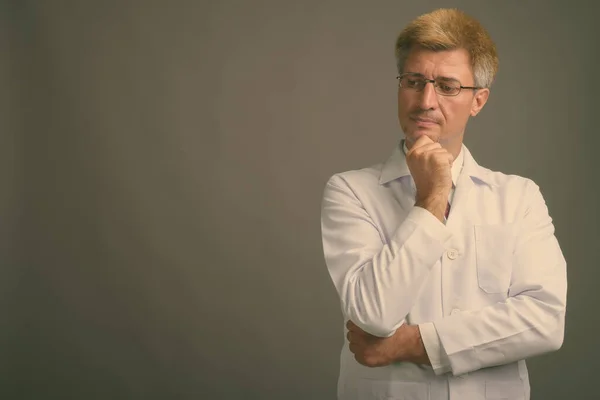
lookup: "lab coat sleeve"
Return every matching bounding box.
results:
[320,174,453,338]
[419,322,452,374]
[433,180,567,376]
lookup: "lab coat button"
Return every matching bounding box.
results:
[451,308,460,315]
[447,249,458,260]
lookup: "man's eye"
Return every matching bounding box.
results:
[436,80,460,94]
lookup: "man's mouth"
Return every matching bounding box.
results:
[411,116,438,124]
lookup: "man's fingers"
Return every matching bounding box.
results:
[405,135,432,153]
[425,149,454,165]
[346,320,366,333]
[408,146,447,159]
[408,148,454,168]
[425,148,455,163]
[347,330,369,343]
[407,136,440,152]
[407,142,442,157]
[346,321,380,343]
[413,134,435,147]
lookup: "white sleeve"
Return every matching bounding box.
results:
[433,181,567,376]
[320,174,452,337]
[419,322,451,375]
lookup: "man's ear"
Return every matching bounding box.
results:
[470,88,490,117]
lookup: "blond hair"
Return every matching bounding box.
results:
[395,8,498,88]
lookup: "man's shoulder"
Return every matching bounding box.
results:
[324,161,385,190]
[475,163,539,193]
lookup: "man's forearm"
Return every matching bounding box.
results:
[411,325,433,365]
[395,325,432,366]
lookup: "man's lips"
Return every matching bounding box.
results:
[411,116,439,124]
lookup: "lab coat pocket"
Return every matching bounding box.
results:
[474,224,516,294]
[485,380,525,399]
[357,379,429,400]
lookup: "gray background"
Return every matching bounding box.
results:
[4,0,598,399]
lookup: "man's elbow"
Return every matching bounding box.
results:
[546,320,565,352]
[539,311,566,354]
[341,278,411,337]
[363,321,398,338]
[344,309,401,338]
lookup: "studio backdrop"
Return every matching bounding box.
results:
[4,0,599,399]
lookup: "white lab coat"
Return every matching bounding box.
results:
[320,143,567,400]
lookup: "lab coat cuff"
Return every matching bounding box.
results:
[419,322,452,375]
[406,206,452,244]
[434,316,480,377]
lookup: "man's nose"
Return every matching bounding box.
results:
[418,81,439,110]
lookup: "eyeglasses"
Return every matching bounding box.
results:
[396,73,481,96]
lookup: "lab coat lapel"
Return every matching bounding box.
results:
[379,143,416,214]
[445,145,493,229]
[445,171,474,229]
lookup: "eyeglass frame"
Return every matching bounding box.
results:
[396,72,481,96]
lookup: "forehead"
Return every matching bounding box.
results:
[403,47,474,82]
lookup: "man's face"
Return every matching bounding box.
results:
[397,47,489,152]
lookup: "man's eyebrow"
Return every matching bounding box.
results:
[435,75,460,81]
[403,72,460,81]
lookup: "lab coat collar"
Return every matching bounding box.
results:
[378,140,497,187]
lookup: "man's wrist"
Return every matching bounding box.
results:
[412,325,432,365]
[396,325,431,365]
[415,194,448,222]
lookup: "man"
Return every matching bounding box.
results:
[320,8,567,400]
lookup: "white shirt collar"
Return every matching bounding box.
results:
[379,140,496,187]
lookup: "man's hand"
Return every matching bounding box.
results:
[346,320,431,368]
[406,135,454,222]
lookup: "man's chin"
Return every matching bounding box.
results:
[404,131,440,145]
